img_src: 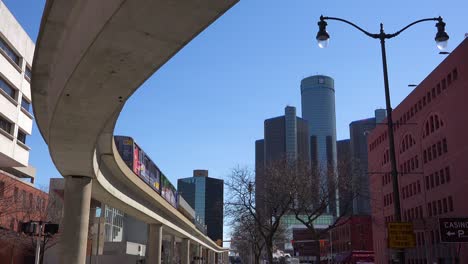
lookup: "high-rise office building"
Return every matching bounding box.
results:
[300,75,337,215]
[0,1,35,181]
[255,106,310,210]
[177,170,224,243]
[337,139,352,215]
[349,109,386,215]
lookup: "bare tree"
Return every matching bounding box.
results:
[225,161,295,264]
[230,213,264,264]
[289,158,359,262]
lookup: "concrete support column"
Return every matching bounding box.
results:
[60,176,92,264]
[199,245,203,264]
[167,235,175,263]
[147,224,163,264]
[210,251,216,264]
[181,239,190,264]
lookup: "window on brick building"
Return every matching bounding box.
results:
[445,167,450,182]
[435,171,440,186]
[437,141,442,156]
[442,78,447,90]
[425,176,429,190]
[448,196,454,211]
[428,203,432,216]
[432,201,437,216]
[0,181,4,198]
[432,88,436,99]
[443,198,448,213]
[21,190,26,208]
[438,200,442,215]
[442,138,448,153]
[430,174,434,188]
[29,193,33,208]
[440,169,445,184]
[453,68,458,80]
[437,84,441,94]
[417,181,421,193]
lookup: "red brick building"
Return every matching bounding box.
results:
[368,38,468,263]
[331,215,374,263]
[0,170,49,264]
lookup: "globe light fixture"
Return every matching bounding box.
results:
[435,17,449,51]
[316,16,330,48]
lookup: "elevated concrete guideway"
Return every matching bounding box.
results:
[31,0,238,263]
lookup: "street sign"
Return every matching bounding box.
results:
[387,222,416,249]
[439,218,468,243]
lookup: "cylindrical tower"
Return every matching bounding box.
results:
[300,75,338,215]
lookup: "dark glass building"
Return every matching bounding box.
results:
[255,106,310,215]
[337,139,352,215]
[177,170,224,243]
[349,109,385,215]
[301,75,338,215]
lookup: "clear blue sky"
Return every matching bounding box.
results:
[3,0,467,191]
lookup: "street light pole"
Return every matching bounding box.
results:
[316,15,449,264]
[378,26,404,263]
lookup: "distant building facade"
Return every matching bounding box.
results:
[301,75,338,215]
[349,109,386,215]
[368,39,468,263]
[178,170,224,243]
[255,106,310,213]
[331,215,374,264]
[0,171,48,263]
[337,139,352,215]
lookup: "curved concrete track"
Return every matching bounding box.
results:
[32,0,238,263]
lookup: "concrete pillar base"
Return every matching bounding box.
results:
[60,176,92,264]
[181,239,190,264]
[147,224,163,264]
[209,251,216,264]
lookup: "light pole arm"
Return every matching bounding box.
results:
[322,15,442,40]
[321,15,379,39]
[387,17,441,38]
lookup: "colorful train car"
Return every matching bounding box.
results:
[114,136,178,207]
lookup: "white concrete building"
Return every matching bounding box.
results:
[0,1,35,181]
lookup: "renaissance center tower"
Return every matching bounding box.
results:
[300,75,338,215]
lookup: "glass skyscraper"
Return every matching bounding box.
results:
[300,75,338,215]
[177,170,224,243]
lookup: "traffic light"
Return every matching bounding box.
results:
[21,221,38,235]
[44,223,59,235]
